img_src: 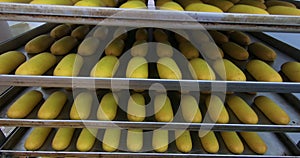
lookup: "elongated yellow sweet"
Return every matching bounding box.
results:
[126,56,148,79]
[77,37,100,56]
[180,95,202,123]
[24,127,52,151]
[238,0,266,9]
[200,42,224,60]
[70,92,93,120]
[248,42,277,61]
[105,39,125,56]
[159,2,184,11]
[7,90,43,118]
[228,4,269,14]
[175,130,192,153]
[93,26,109,40]
[0,51,26,74]
[37,91,67,119]
[205,0,234,11]
[135,28,148,41]
[152,129,168,152]
[102,128,121,152]
[0,0,31,3]
[74,0,105,6]
[71,25,90,40]
[254,96,290,125]
[131,40,148,57]
[153,29,168,42]
[185,3,223,13]
[189,58,216,80]
[228,31,251,46]
[156,0,171,7]
[174,30,189,43]
[179,41,199,59]
[156,41,173,58]
[239,132,267,154]
[52,128,75,151]
[54,54,83,76]
[127,93,145,122]
[281,61,300,82]
[119,0,147,9]
[267,6,300,15]
[213,59,246,81]
[266,0,296,8]
[246,59,282,82]
[199,131,219,153]
[25,34,55,54]
[50,24,71,39]
[30,0,73,5]
[113,27,128,40]
[127,129,143,152]
[205,95,229,123]
[226,95,258,124]
[177,0,202,8]
[90,56,119,77]
[51,36,78,55]
[208,30,228,45]
[97,93,118,121]
[154,94,173,122]
[221,42,249,60]
[157,57,182,79]
[15,52,56,75]
[76,128,98,152]
[221,131,244,154]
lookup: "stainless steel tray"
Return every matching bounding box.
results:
[0,86,299,132]
[0,127,297,157]
[1,24,300,92]
[0,2,300,32]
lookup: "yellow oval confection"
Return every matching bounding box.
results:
[267,6,300,15]
[90,56,119,77]
[97,93,118,121]
[54,54,83,76]
[175,130,192,153]
[226,95,258,124]
[102,128,121,152]
[0,0,31,3]
[205,95,229,124]
[221,42,249,60]
[15,52,56,75]
[50,24,71,39]
[281,61,300,82]
[24,127,52,151]
[127,93,146,122]
[266,0,296,8]
[37,91,67,119]
[131,40,148,57]
[254,96,290,125]
[70,92,93,120]
[25,34,55,54]
[127,129,143,152]
[126,56,148,78]
[246,59,282,82]
[154,94,174,122]
[0,51,26,74]
[228,31,251,46]
[30,0,73,5]
[221,131,244,154]
[180,95,202,123]
[52,128,75,151]
[208,30,229,45]
[76,128,98,152]
[50,36,78,55]
[240,132,268,154]
[228,4,269,14]
[71,25,90,40]
[152,129,169,152]
[213,59,246,81]
[119,1,147,9]
[199,131,219,153]
[248,42,277,61]
[77,37,100,56]
[160,2,184,11]
[157,57,182,80]
[189,58,216,80]
[185,3,223,12]
[105,39,125,56]
[7,90,43,119]
[179,41,199,59]
[238,0,266,9]
[205,0,234,11]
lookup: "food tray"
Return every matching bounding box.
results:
[0,127,297,157]
[0,1,300,32]
[0,86,299,132]
[0,23,300,92]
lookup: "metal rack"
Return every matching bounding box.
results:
[0,0,300,157]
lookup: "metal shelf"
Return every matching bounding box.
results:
[0,127,297,157]
[0,3,300,32]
